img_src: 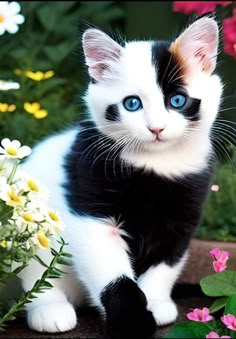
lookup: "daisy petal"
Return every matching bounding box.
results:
[8,1,21,15]
[5,21,18,34]
[17,146,32,159]
[11,140,21,149]
[12,14,25,24]
[1,138,11,148]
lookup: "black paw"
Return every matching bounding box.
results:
[101,276,156,339]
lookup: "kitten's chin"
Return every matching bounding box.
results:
[140,138,178,153]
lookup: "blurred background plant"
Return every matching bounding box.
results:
[0,1,235,243]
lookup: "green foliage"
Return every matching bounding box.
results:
[200,271,236,297]
[197,149,236,241]
[0,1,125,147]
[209,297,227,313]
[166,270,236,338]
[0,237,72,331]
[165,321,213,339]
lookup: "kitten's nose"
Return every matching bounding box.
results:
[148,127,165,139]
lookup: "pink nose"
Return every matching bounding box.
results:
[148,127,165,138]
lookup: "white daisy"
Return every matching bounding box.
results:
[0,138,31,159]
[0,2,25,35]
[0,184,26,208]
[0,79,20,91]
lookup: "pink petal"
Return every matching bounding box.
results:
[202,307,213,322]
[206,332,220,338]
[211,184,220,192]
[187,311,199,321]
[210,248,221,260]
[218,251,230,264]
[213,261,226,272]
[221,314,236,330]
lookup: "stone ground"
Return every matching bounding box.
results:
[0,284,212,339]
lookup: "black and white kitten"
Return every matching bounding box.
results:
[20,16,223,339]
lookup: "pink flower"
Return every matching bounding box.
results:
[211,184,220,192]
[223,9,236,58]
[187,307,213,322]
[206,331,231,338]
[173,1,232,16]
[213,261,227,272]
[221,314,236,331]
[210,248,230,272]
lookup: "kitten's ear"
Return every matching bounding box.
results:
[170,17,219,74]
[82,28,123,82]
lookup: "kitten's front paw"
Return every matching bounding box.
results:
[27,302,77,333]
[149,299,178,326]
[101,277,156,339]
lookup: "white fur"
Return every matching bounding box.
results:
[138,253,188,325]
[26,288,77,333]
[19,20,223,333]
[20,132,135,329]
[85,37,223,179]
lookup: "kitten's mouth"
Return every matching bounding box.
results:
[151,136,164,143]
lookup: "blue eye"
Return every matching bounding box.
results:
[123,96,142,112]
[170,94,187,109]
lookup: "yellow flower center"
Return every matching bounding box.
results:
[0,240,7,248]
[34,109,48,119]
[23,212,34,223]
[6,147,17,156]
[8,191,21,203]
[24,102,41,114]
[8,104,16,112]
[48,211,60,222]
[44,70,55,79]
[0,103,9,112]
[27,179,39,192]
[38,233,50,248]
[25,71,44,81]
[0,15,4,23]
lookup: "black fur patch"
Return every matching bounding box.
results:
[152,41,201,122]
[105,104,120,122]
[101,275,156,339]
[63,121,214,276]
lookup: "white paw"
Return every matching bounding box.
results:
[27,302,77,333]
[149,299,178,326]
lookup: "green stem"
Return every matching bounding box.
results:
[0,240,66,330]
[7,160,19,185]
[0,157,6,171]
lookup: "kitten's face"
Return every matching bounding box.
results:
[83,17,223,155]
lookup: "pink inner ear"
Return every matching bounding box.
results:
[171,17,219,74]
[82,29,122,81]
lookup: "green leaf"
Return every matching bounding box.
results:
[33,255,48,268]
[165,321,213,338]
[37,5,58,31]
[12,263,28,275]
[47,274,60,279]
[41,281,53,289]
[51,267,66,275]
[50,248,58,256]
[200,271,236,297]
[56,257,72,266]
[61,252,73,258]
[209,297,228,313]
[224,295,236,316]
[44,40,78,64]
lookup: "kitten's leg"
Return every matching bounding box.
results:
[20,247,82,333]
[137,253,188,326]
[68,216,156,339]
